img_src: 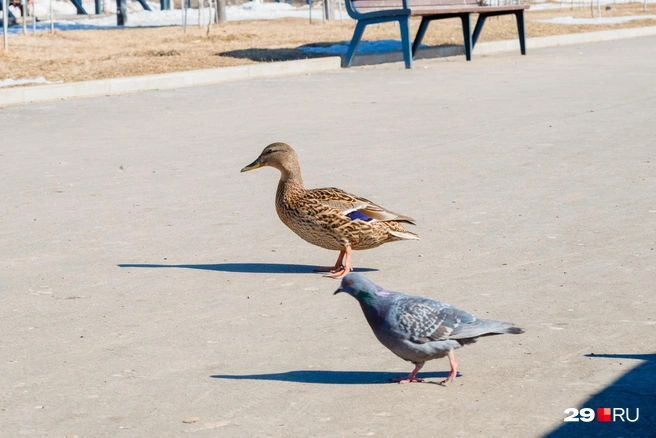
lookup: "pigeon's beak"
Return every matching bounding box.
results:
[241,156,263,173]
[333,287,344,295]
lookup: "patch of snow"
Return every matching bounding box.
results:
[0,77,59,88]
[1,0,348,34]
[539,15,656,25]
[529,0,656,10]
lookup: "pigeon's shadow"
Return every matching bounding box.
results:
[117,263,377,275]
[210,370,450,385]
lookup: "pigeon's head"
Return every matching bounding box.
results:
[241,142,300,177]
[334,273,379,301]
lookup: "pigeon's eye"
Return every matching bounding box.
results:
[346,280,353,286]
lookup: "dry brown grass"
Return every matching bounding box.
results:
[1,3,655,84]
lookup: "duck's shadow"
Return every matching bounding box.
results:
[117,263,377,275]
[210,370,452,385]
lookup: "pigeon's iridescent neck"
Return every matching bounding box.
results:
[359,300,386,328]
[357,288,391,327]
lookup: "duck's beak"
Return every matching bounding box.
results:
[241,156,263,173]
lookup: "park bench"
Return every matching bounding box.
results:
[343,0,530,68]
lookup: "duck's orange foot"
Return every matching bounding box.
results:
[323,266,352,279]
[315,247,353,279]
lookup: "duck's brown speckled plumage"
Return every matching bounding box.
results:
[241,142,419,277]
[276,181,416,251]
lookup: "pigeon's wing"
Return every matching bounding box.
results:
[304,187,416,224]
[392,297,477,344]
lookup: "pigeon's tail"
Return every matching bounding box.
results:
[476,319,524,335]
[452,319,524,345]
[503,326,524,335]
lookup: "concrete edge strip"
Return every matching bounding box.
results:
[0,56,342,106]
[477,24,656,54]
[2,25,656,106]
[351,25,656,65]
[349,44,465,67]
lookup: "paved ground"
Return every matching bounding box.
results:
[1,37,655,437]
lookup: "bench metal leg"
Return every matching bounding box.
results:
[135,0,152,11]
[472,14,486,49]
[399,16,412,69]
[69,0,88,14]
[344,21,367,68]
[460,13,472,61]
[344,15,413,68]
[474,10,526,56]
[412,17,430,59]
[515,10,526,55]
[412,13,474,62]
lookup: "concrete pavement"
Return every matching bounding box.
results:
[1,36,655,437]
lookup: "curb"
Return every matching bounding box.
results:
[349,25,656,65]
[478,24,656,54]
[0,56,342,106]
[2,25,656,106]
[348,44,465,67]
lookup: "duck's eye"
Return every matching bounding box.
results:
[265,149,275,155]
[346,280,353,286]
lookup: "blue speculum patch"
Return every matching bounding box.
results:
[346,211,373,222]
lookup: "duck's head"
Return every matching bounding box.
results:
[241,143,300,178]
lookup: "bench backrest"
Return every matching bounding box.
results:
[350,0,478,14]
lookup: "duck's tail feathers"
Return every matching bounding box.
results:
[391,214,416,225]
[389,230,420,241]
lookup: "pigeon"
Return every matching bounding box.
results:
[334,273,524,384]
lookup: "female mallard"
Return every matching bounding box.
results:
[241,142,419,279]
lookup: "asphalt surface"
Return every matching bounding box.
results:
[1,36,655,437]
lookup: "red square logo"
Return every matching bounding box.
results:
[597,408,611,422]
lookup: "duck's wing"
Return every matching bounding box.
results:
[305,187,416,224]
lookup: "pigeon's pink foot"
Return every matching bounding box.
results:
[440,350,461,385]
[323,247,353,279]
[390,376,424,384]
[390,363,424,384]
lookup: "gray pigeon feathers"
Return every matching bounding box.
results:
[334,273,524,384]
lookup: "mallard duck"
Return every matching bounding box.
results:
[241,142,419,278]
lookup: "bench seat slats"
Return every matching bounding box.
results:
[410,4,528,15]
[354,3,529,13]
[352,0,477,8]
